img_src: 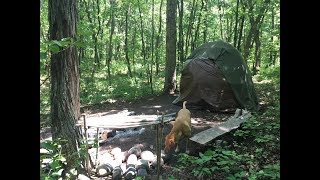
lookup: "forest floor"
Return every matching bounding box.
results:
[78,93,239,179]
[40,92,269,180]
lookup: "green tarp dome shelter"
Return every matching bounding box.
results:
[172,40,259,112]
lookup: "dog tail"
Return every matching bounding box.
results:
[183,101,187,109]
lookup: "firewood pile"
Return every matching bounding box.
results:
[91,144,165,179]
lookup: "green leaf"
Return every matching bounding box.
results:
[52,40,62,47]
[50,160,62,170]
[57,156,66,162]
[217,160,230,165]
[40,52,47,60]
[49,45,60,53]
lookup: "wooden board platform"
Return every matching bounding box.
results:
[80,112,176,129]
[189,109,252,145]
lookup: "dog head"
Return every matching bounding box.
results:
[164,133,175,153]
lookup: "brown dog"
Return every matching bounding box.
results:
[164,101,191,154]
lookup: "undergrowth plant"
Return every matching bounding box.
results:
[173,65,280,179]
[40,138,89,180]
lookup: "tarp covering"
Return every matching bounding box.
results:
[173,40,258,112]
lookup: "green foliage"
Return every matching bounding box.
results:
[40,139,88,180]
[40,139,68,179]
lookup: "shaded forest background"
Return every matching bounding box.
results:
[40,0,279,122]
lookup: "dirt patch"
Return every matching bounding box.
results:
[41,93,234,179]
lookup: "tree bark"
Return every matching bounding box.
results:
[192,0,204,51]
[218,0,224,40]
[233,0,240,47]
[138,0,147,76]
[178,0,184,67]
[164,0,177,94]
[124,5,132,77]
[185,0,197,60]
[150,0,155,94]
[48,0,82,170]
[106,0,115,86]
[243,0,270,61]
[237,15,245,51]
[202,0,208,43]
[155,0,164,75]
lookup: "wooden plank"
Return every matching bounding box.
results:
[189,110,252,145]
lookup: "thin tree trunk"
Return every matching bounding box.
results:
[132,27,137,83]
[226,16,233,42]
[150,0,155,94]
[218,0,223,40]
[269,5,274,66]
[243,0,270,61]
[83,0,99,79]
[124,6,132,77]
[202,0,208,43]
[252,29,261,75]
[106,0,115,86]
[192,0,204,51]
[48,0,82,171]
[164,0,177,94]
[178,0,184,67]
[233,0,240,47]
[155,0,164,75]
[185,0,197,60]
[138,0,147,69]
[237,15,245,51]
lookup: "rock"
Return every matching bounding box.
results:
[151,155,164,168]
[127,154,138,165]
[136,159,150,170]
[96,163,113,177]
[77,174,90,180]
[124,144,144,161]
[112,165,123,180]
[111,147,124,164]
[124,164,137,180]
[140,151,154,162]
[111,147,122,156]
[139,128,146,134]
[98,152,113,166]
[137,168,148,177]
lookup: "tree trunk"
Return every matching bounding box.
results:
[202,0,208,43]
[138,0,147,71]
[252,29,261,75]
[269,4,275,66]
[150,0,155,94]
[131,27,137,83]
[164,0,177,94]
[237,15,245,51]
[83,0,99,77]
[192,0,204,51]
[48,0,82,171]
[233,0,239,47]
[155,0,164,75]
[178,0,184,67]
[243,0,270,61]
[185,0,197,60]
[106,0,115,86]
[124,6,132,77]
[218,0,223,40]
